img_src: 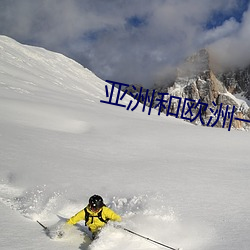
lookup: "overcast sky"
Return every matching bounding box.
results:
[0,0,249,87]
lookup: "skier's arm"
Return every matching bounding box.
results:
[104,207,122,222]
[67,209,85,225]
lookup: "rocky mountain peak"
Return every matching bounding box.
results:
[177,48,210,78]
[216,66,250,100]
[169,49,250,130]
[174,48,227,105]
[124,48,250,131]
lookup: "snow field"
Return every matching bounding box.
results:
[0,36,250,250]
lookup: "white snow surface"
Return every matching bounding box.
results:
[0,35,250,250]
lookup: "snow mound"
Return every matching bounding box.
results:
[0,99,90,133]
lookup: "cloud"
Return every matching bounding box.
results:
[209,4,250,69]
[0,0,249,87]
[200,18,240,45]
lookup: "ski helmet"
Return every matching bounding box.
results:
[89,195,104,210]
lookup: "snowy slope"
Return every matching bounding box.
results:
[0,36,250,250]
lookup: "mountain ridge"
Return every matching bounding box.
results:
[124,48,250,130]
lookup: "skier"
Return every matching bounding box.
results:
[66,194,121,239]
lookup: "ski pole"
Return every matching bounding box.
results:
[37,220,48,231]
[122,227,180,250]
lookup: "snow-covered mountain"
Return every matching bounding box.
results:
[171,49,250,130]
[125,49,250,131]
[217,65,250,100]
[0,36,250,250]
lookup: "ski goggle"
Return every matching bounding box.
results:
[90,204,101,211]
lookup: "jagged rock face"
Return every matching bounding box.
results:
[166,49,250,130]
[124,49,250,131]
[177,49,210,78]
[175,49,226,103]
[217,66,250,99]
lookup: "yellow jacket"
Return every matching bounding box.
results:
[67,206,121,233]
